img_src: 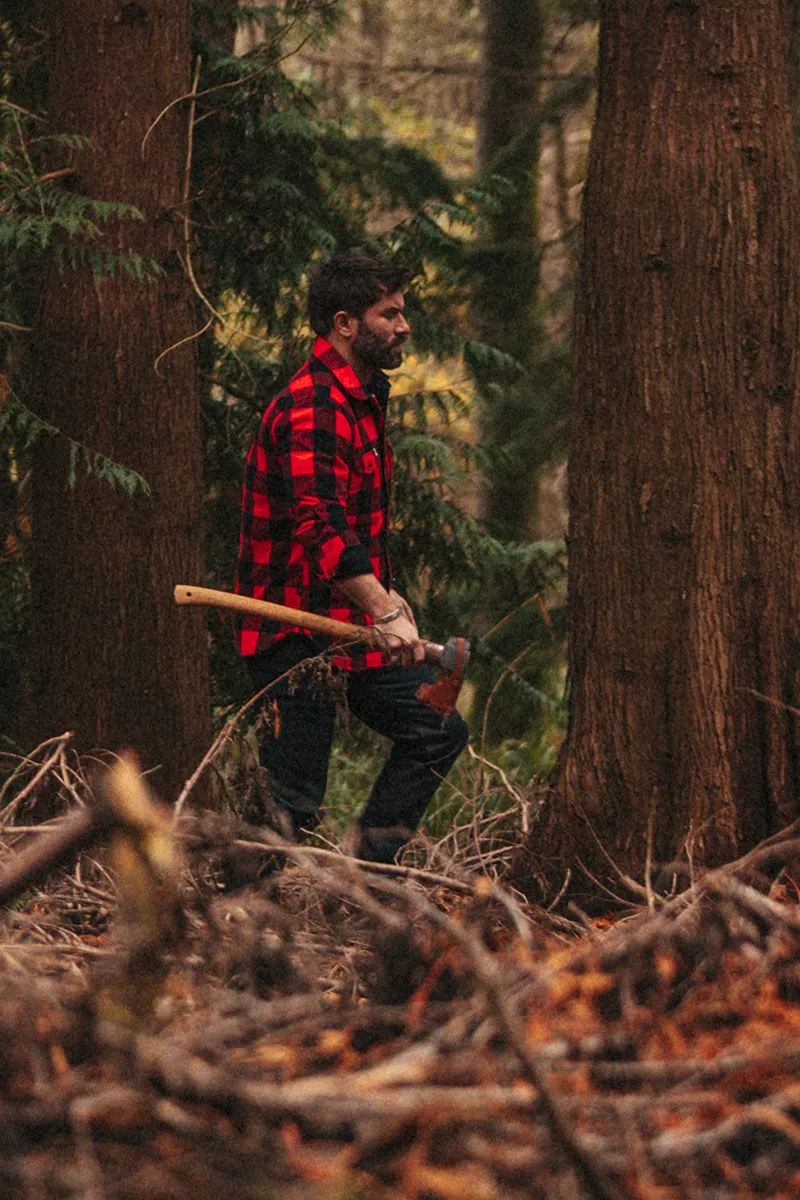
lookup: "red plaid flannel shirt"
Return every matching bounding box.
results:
[235,336,394,670]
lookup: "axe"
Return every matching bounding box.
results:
[174,585,470,718]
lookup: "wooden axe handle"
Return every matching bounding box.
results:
[174,584,380,645]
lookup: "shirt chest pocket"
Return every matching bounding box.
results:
[350,446,380,489]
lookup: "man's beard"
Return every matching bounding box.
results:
[352,326,405,370]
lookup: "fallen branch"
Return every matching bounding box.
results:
[231,835,476,894]
[0,803,113,907]
[0,732,74,824]
[359,873,627,1200]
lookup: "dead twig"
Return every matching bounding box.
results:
[230,834,476,895]
[0,803,113,907]
[359,874,627,1200]
[0,732,74,824]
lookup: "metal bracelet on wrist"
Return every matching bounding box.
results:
[373,605,403,625]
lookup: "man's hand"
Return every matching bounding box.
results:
[383,589,423,664]
[380,610,425,666]
[334,574,424,665]
[389,588,418,632]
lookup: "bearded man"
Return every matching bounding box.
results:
[234,253,469,862]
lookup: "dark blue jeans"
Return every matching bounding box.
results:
[246,635,470,861]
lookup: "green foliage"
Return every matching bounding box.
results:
[186,11,572,752]
[0,13,169,742]
[0,0,583,777]
[188,36,455,358]
[0,128,160,313]
[0,94,157,741]
[65,444,150,497]
[0,393,150,497]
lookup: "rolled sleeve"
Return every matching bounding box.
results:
[272,397,365,582]
[335,542,373,579]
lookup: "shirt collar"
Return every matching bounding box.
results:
[311,335,390,407]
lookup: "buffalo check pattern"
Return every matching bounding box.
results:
[235,336,394,670]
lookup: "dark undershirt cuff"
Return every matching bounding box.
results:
[334,544,373,580]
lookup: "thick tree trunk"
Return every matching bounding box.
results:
[523,0,800,898]
[29,0,210,802]
[476,0,543,342]
[790,1,800,152]
[474,0,545,540]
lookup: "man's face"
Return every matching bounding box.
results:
[351,289,410,371]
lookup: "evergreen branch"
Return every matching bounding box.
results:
[143,2,339,158]
[0,98,44,122]
[0,382,151,497]
[11,107,43,219]
[142,59,276,158]
[481,588,560,645]
[479,644,538,765]
[20,167,75,192]
[140,33,307,159]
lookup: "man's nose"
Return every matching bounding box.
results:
[396,313,410,336]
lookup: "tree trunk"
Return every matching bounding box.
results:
[790,0,800,154]
[523,0,800,899]
[28,0,210,802]
[474,0,545,540]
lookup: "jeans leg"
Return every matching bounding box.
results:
[246,636,336,838]
[346,665,469,860]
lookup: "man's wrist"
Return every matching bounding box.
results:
[373,605,403,625]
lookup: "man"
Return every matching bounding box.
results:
[235,253,469,863]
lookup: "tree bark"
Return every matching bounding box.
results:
[790,0,800,154]
[523,0,800,898]
[28,0,210,802]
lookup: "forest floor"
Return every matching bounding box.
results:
[2,747,800,1199]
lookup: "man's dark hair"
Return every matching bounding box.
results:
[307,252,412,336]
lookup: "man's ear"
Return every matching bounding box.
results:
[332,309,357,339]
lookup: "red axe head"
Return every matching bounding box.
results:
[415,636,470,719]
